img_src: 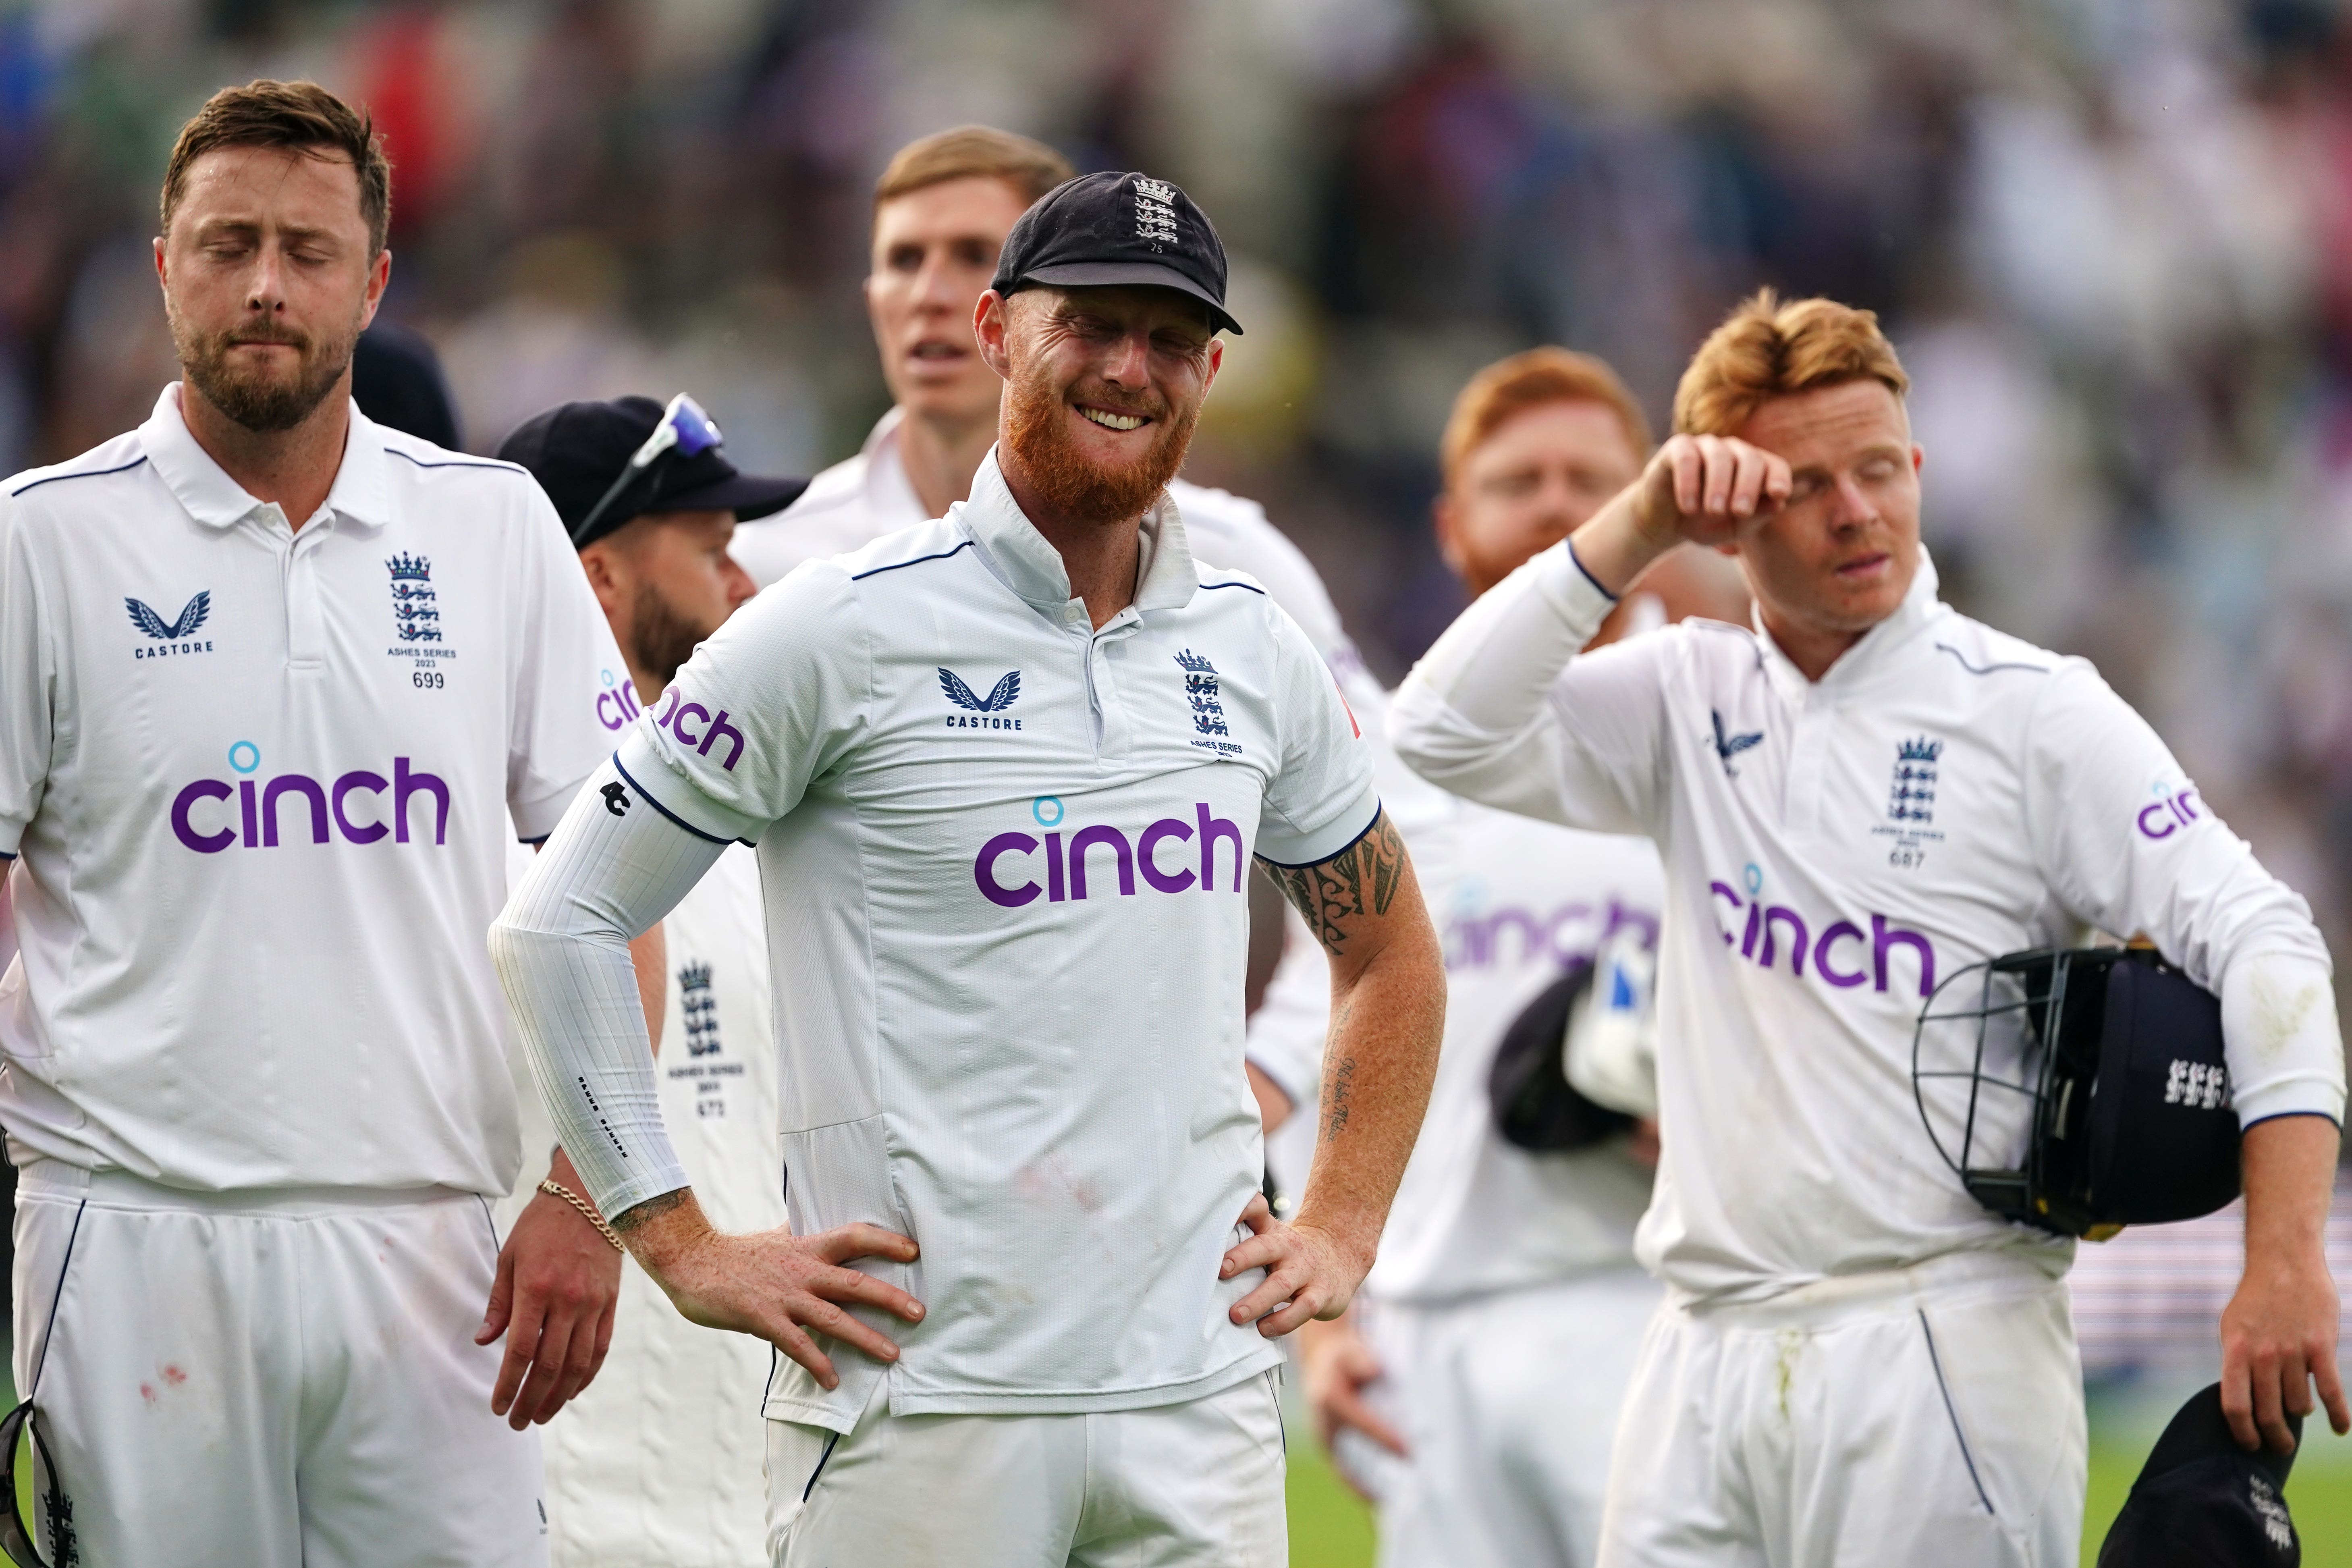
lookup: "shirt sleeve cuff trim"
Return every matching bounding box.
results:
[2240,1107,2346,1133]
[612,756,736,847]
[1255,797,1382,870]
[1567,538,1620,602]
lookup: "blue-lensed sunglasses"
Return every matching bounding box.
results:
[569,393,726,546]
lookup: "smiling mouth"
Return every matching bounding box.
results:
[908,339,966,362]
[1077,405,1150,432]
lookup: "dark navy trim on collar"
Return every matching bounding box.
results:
[1934,643,2051,678]
[1200,580,1264,596]
[385,449,526,476]
[612,755,735,846]
[851,539,974,582]
[10,456,148,498]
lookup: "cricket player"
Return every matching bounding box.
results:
[495,171,1445,1565]
[496,395,804,1565]
[1301,348,1747,1567]
[729,125,1399,1134]
[0,81,660,1566]
[1391,291,2348,1566]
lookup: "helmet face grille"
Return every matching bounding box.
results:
[1914,946,2240,1238]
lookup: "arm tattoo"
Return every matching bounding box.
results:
[610,1187,689,1234]
[1260,811,1406,956]
[1323,1053,1357,1144]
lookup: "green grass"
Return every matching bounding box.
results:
[1285,1410,2352,1566]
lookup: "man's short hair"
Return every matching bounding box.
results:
[162,79,392,255]
[874,126,1075,212]
[1441,347,1654,491]
[1673,289,1908,438]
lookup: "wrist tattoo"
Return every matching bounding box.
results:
[1263,812,1405,957]
[611,1187,689,1234]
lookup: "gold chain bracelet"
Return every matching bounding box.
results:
[538,1178,625,1253]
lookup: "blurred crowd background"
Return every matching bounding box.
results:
[9,2,2352,1072]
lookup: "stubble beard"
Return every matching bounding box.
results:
[1003,359,1198,525]
[168,297,364,435]
[629,576,714,690]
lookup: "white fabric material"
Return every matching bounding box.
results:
[725,409,1407,1117]
[763,1371,1287,1567]
[1392,540,2345,1306]
[502,845,781,1568]
[0,384,626,1193]
[11,1161,548,1568]
[1596,1252,2086,1568]
[1358,1271,1662,1568]
[498,760,725,1218]
[497,450,1378,1433]
[1368,804,1661,1302]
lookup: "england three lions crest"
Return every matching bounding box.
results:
[1176,649,1241,757]
[1872,734,1945,867]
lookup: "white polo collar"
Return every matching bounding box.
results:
[140,382,393,534]
[957,448,1198,621]
[1755,546,1947,702]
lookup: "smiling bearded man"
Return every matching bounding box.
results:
[493,171,1446,1568]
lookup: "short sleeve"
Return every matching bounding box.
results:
[505,483,633,841]
[617,562,870,843]
[0,495,52,858]
[1254,602,1379,868]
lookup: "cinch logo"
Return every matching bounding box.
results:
[974,797,1246,908]
[2138,785,2202,840]
[596,671,644,732]
[170,743,449,853]
[651,686,745,770]
[1446,898,1658,972]
[1709,876,1938,996]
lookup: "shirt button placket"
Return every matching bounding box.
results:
[278,505,328,671]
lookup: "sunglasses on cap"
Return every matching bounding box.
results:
[568,393,726,546]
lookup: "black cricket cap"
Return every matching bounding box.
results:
[495,397,807,550]
[2097,1383,2302,1567]
[352,320,461,450]
[990,170,1243,335]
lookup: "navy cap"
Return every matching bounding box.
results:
[990,171,1242,335]
[495,397,807,550]
[2097,1383,2301,1567]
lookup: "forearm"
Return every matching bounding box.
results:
[630,923,666,1056]
[492,761,723,1220]
[2244,1113,2342,1272]
[1291,903,1445,1266]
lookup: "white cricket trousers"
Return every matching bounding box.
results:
[1363,1269,1662,1568]
[764,1367,1287,1566]
[1596,1249,2086,1568]
[11,1161,548,1568]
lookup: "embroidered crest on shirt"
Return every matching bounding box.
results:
[1133,177,1179,253]
[939,667,1023,730]
[1709,710,1762,775]
[125,590,214,658]
[666,959,737,1118]
[1871,735,1946,867]
[1177,649,1242,758]
[386,554,458,674]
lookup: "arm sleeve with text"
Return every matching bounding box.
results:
[2024,663,2346,1126]
[1390,539,1670,837]
[1253,600,1381,868]
[505,481,633,841]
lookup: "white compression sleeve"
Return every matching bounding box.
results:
[492,756,731,1218]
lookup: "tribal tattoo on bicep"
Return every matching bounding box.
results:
[1260,811,1406,957]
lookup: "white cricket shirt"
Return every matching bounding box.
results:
[1393,544,2345,1304]
[730,406,1410,1110]
[1363,802,1661,1304]
[0,385,625,1193]
[516,449,1379,1431]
